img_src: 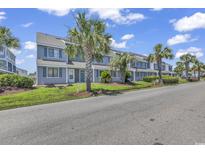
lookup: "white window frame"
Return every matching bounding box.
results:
[48,48,55,58]
[47,67,60,78]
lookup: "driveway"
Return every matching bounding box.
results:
[0,82,205,144]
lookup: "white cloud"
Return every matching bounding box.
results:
[88,8,145,24]
[21,22,33,28]
[173,12,205,32]
[110,38,127,49]
[0,11,6,21]
[26,54,35,59]
[24,41,36,50]
[9,48,22,55]
[167,34,197,46]
[150,8,163,11]
[16,59,25,65]
[121,34,134,40]
[169,18,176,24]
[38,8,71,16]
[175,47,203,58]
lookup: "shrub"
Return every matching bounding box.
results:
[100,70,111,83]
[125,71,132,82]
[162,76,179,84]
[143,76,159,82]
[0,74,34,88]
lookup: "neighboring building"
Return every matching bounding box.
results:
[16,67,28,76]
[0,45,16,73]
[36,32,175,85]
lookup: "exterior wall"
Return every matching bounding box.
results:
[37,66,66,85]
[36,32,175,85]
[0,46,16,73]
[37,45,68,62]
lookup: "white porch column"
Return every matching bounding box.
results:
[133,70,136,81]
[66,68,68,83]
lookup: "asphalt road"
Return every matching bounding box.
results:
[0,82,205,145]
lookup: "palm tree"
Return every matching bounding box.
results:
[110,52,136,83]
[64,13,111,92]
[0,26,20,48]
[174,62,185,77]
[192,60,204,80]
[179,54,196,80]
[148,44,174,84]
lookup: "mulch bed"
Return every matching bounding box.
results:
[0,87,30,96]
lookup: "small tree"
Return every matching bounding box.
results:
[100,70,111,83]
[148,44,174,84]
[110,53,135,83]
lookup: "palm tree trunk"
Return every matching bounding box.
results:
[185,63,189,80]
[198,68,200,81]
[121,71,126,83]
[84,47,92,92]
[157,60,163,84]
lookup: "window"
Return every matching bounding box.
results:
[59,68,62,77]
[48,48,54,57]
[13,65,16,73]
[0,60,7,70]
[48,67,59,77]
[44,47,47,57]
[8,62,12,72]
[43,67,47,77]
[136,61,147,69]
[169,66,172,71]
[154,64,158,70]
[0,46,4,56]
[59,49,62,59]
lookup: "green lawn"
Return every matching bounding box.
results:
[0,81,152,110]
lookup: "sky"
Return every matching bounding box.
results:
[0,8,205,73]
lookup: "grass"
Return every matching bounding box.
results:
[178,78,188,84]
[0,81,152,111]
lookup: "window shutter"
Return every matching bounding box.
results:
[59,68,62,77]
[59,50,62,59]
[44,48,47,57]
[43,67,47,77]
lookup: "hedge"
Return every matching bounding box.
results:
[143,75,179,84]
[0,74,34,88]
[162,76,179,84]
[143,76,159,82]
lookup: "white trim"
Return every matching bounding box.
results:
[66,68,68,83]
[133,70,136,81]
[47,67,60,78]
[37,42,65,49]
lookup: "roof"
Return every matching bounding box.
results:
[36,32,66,49]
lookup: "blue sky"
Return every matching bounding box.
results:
[0,8,205,73]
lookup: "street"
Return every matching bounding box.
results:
[0,82,205,144]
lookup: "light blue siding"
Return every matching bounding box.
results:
[37,66,67,85]
[37,45,68,62]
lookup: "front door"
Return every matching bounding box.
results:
[68,69,75,83]
[80,70,85,82]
